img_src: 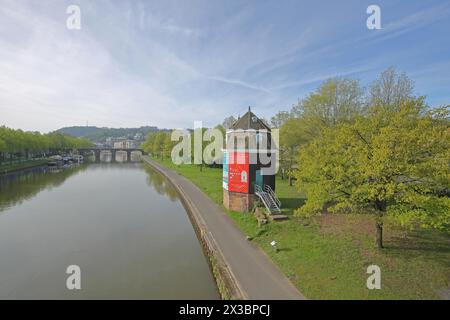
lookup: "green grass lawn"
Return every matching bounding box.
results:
[151,156,450,300]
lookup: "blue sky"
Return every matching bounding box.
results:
[1,0,449,132]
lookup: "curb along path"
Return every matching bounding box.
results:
[143,157,305,300]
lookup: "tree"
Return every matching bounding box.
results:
[0,126,92,163]
[162,132,174,159]
[190,128,212,171]
[289,100,302,118]
[141,132,156,155]
[222,116,237,130]
[0,137,6,164]
[291,78,364,140]
[369,67,414,108]
[270,111,291,128]
[279,118,306,185]
[277,79,364,183]
[152,132,166,159]
[294,99,450,248]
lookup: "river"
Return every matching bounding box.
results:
[0,162,219,299]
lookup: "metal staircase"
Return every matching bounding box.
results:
[255,184,282,215]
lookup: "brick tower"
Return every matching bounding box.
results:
[222,107,275,212]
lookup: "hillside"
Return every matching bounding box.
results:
[56,126,161,141]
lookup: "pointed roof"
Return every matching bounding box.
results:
[231,107,271,131]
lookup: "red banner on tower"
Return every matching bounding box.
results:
[228,151,249,193]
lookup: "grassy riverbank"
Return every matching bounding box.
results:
[151,157,450,299]
[0,159,48,175]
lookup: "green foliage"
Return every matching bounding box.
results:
[142,131,175,160]
[143,126,225,166]
[0,137,6,152]
[152,157,450,299]
[292,78,364,137]
[0,126,93,161]
[294,99,450,234]
[279,78,365,181]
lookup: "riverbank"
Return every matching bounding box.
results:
[148,156,450,300]
[0,159,49,176]
[142,156,305,300]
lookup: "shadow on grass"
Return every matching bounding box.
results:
[385,229,450,267]
[279,197,306,216]
[255,229,268,237]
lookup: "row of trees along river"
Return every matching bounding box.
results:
[0,127,93,165]
[142,67,449,249]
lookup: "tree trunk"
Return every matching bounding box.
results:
[374,200,386,249]
[288,174,292,186]
[375,221,383,248]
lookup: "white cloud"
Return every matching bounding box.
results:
[0,0,200,132]
[0,0,448,132]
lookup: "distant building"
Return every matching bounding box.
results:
[134,133,144,141]
[113,140,137,149]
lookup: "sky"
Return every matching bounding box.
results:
[0,0,449,132]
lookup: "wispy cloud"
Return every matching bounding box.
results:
[205,75,271,94]
[0,0,449,131]
[270,65,374,91]
[368,2,450,42]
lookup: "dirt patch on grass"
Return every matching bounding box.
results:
[317,213,450,260]
[318,214,375,238]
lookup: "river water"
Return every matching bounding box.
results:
[0,162,219,299]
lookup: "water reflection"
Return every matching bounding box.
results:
[0,162,218,299]
[143,164,179,201]
[0,165,87,213]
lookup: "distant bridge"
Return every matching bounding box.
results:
[74,148,148,162]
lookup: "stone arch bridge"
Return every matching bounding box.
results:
[74,148,148,162]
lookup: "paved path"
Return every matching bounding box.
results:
[143,157,305,300]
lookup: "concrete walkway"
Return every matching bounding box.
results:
[143,157,305,300]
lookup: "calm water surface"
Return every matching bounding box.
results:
[0,162,218,299]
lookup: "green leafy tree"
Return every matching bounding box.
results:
[0,126,92,163]
[141,132,156,155]
[162,132,174,159]
[279,118,306,185]
[190,128,212,171]
[0,137,6,164]
[294,99,450,248]
[278,78,364,183]
[293,78,364,139]
[152,132,165,159]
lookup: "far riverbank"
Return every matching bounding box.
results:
[0,159,49,176]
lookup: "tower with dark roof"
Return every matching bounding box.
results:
[222,107,276,213]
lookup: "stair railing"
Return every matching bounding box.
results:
[264,185,281,207]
